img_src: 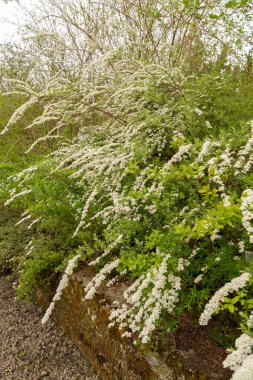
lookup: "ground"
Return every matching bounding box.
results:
[0,276,97,380]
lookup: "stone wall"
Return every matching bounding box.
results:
[35,267,229,380]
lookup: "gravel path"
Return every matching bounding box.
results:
[0,276,97,380]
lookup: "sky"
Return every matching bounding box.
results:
[0,0,31,42]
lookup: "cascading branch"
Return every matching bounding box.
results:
[1,56,253,378]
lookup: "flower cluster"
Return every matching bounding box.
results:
[199,272,251,326]
[163,144,192,171]
[231,354,253,380]
[0,96,38,136]
[241,189,253,244]
[195,140,213,163]
[41,254,81,324]
[15,214,31,226]
[24,240,35,256]
[84,259,119,300]
[223,333,253,371]
[28,217,42,230]
[4,189,32,206]
[73,189,98,237]
[108,254,181,344]
[234,122,253,176]
[89,234,123,266]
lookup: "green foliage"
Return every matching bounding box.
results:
[1,8,253,349]
[0,94,40,163]
[0,163,87,298]
[2,66,253,342]
[0,204,33,274]
[216,284,253,316]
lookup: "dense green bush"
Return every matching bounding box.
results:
[2,65,253,346]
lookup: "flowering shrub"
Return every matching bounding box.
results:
[1,55,253,377]
[0,0,253,376]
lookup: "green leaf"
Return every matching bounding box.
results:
[231,296,240,304]
[209,13,219,19]
[228,304,235,313]
[225,0,237,8]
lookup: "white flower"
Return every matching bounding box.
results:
[4,189,32,206]
[15,214,31,226]
[195,140,212,163]
[194,107,203,116]
[41,302,55,325]
[84,259,119,300]
[163,144,192,171]
[0,96,37,135]
[223,333,253,371]
[28,217,41,230]
[194,274,203,284]
[234,125,253,174]
[108,254,181,344]
[231,354,253,380]
[177,258,185,272]
[241,190,253,244]
[41,254,81,324]
[199,272,251,326]
[211,229,221,241]
[73,189,98,236]
[238,241,245,253]
[89,235,123,266]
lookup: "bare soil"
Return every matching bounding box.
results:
[0,276,97,380]
[174,314,233,379]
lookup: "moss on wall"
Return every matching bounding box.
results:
[35,267,222,380]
